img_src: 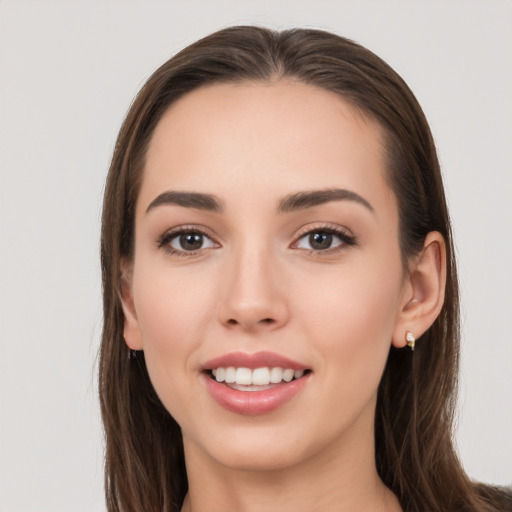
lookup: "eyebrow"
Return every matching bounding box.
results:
[146,191,223,214]
[145,187,373,215]
[277,188,374,213]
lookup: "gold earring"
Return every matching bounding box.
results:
[405,331,415,351]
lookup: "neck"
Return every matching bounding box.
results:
[181,406,401,512]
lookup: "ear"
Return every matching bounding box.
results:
[392,231,447,349]
[120,259,144,351]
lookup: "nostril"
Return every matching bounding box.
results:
[223,317,279,328]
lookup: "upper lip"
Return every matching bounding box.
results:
[202,351,309,371]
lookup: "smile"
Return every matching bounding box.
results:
[202,352,312,415]
[211,367,306,389]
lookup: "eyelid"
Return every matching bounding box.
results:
[157,224,221,255]
[156,222,356,256]
[293,222,354,239]
[290,223,357,252]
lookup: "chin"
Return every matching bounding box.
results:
[209,443,307,473]
[183,418,331,474]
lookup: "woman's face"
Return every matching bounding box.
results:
[123,81,410,471]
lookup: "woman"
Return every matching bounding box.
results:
[99,26,511,511]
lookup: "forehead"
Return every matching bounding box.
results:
[139,80,393,215]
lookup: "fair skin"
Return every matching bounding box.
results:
[122,80,446,512]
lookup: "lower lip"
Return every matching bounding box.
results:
[202,373,310,415]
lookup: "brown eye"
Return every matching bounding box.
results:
[293,227,356,253]
[296,231,341,251]
[167,231,216,253]
[309,232,333,250]
[179,233,203,251]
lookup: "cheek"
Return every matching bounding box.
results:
[131,263,217,405]
[296,258,402,340]
[292,256,403,385]
[134,260,217,338]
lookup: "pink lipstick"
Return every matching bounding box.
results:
[201,351,311,415]
[202,351,307,371]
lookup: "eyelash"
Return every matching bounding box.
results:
[292,224,357,255]
[157,224,356,257]
[157,225,219,257]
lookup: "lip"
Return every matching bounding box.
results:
[201,351,311,415]
[202,371,310,415]
[202,351,308,371]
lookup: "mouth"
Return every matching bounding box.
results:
[201,351,312,414]
[207,366,312,391]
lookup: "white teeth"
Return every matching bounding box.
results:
[252,367,270,385]
[225,367,236,383]
[282,369,294,382]
[212,366,306,386]
[236,367,252,385]
[269,367,283,383]
[215,367,225,383]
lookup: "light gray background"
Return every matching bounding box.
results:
[0,1,510,510]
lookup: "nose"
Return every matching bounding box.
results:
[218,245,290,333]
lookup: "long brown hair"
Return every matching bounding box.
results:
[99,26,511,511]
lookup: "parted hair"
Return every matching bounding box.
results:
[99,25,511,512]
